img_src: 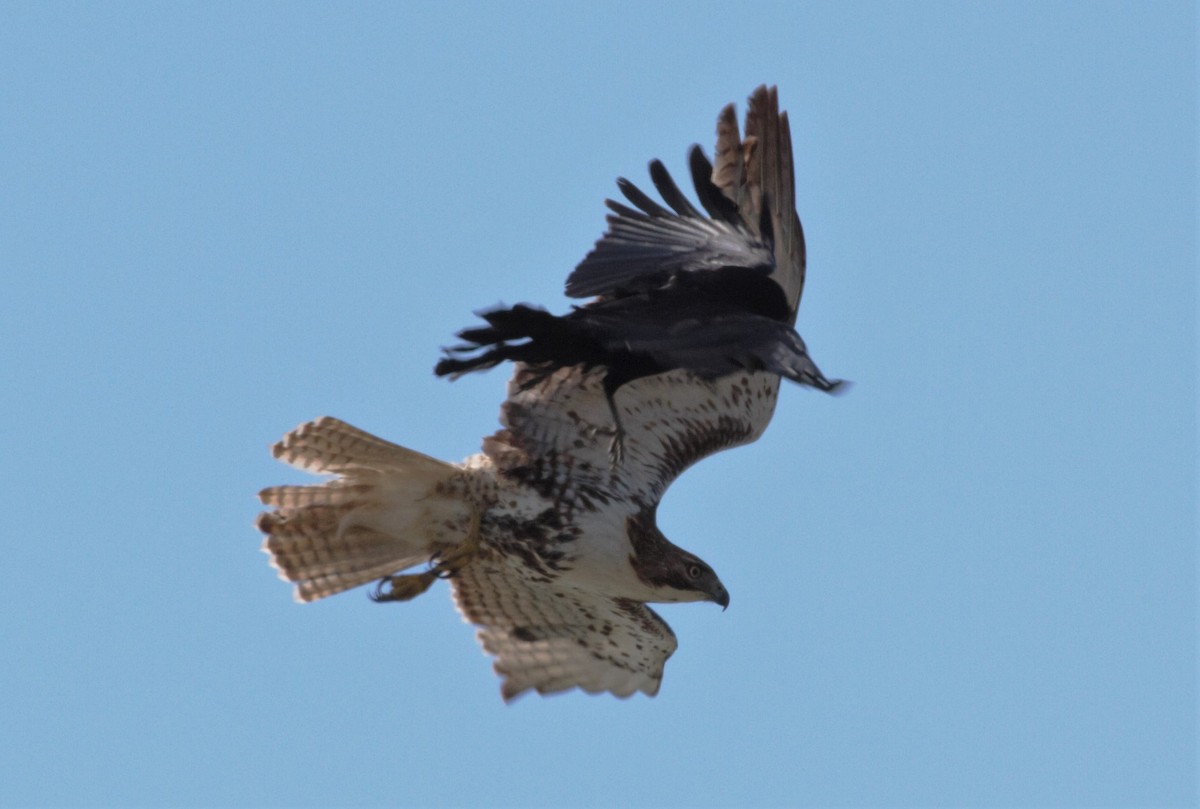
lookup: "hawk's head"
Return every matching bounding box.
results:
[627,508,730,608]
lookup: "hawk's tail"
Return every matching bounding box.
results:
[257,416,473,603]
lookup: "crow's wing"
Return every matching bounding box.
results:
[566,86,807,325]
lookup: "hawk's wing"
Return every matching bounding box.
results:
[720,84,807,321]
[485,87,804,508]
[452,551,677,700]
[483,364,780,511]
[567,85,807,325]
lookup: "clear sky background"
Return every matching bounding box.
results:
[2,3,1195,808]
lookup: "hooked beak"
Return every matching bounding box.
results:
[711,583,730,611]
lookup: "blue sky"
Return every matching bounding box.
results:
[2,2,1194,807]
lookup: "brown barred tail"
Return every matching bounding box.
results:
[258,417,471,602]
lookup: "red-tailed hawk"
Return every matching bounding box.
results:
[258,86,843,701]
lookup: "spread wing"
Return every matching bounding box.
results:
[452,550,677,700]
[567,85,807,324]
[483,364,780,511]
[486,87,805,508]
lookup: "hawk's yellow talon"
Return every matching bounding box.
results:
[370,570,438,602]
[371,508,482,602]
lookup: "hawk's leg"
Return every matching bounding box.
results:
[604,390,626,468]
[370,565,439,603]
[431,505,483,578]
[370,507,483,603]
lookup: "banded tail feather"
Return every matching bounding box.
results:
[258,417,473,603]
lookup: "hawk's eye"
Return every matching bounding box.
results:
[687,564,703,579]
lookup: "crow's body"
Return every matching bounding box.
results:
[436,265,840,396]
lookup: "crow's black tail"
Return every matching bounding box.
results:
[434,304,569,379]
